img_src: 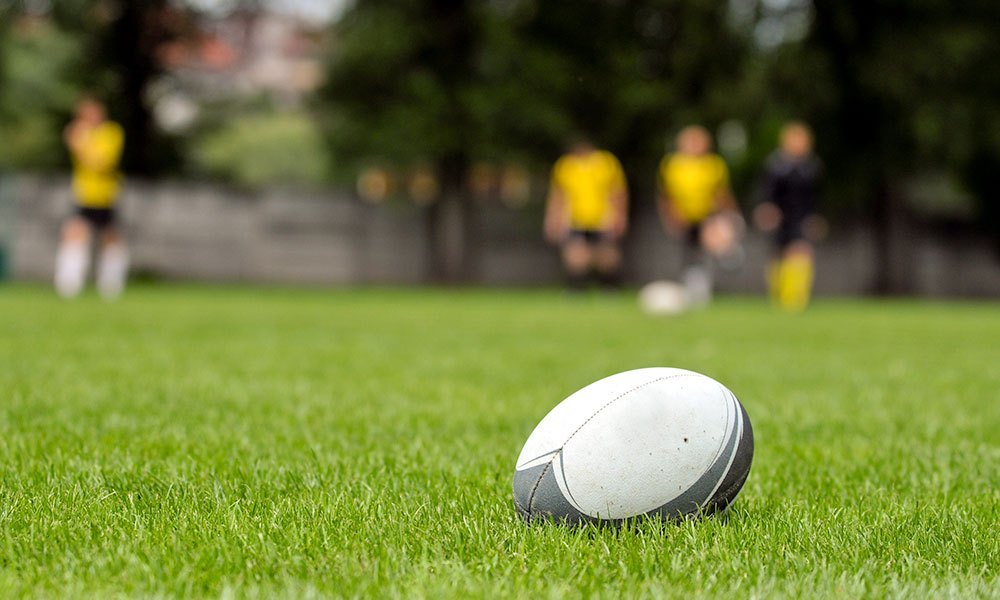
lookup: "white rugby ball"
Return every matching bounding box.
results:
[513,368,753,523]
[638,281,689,315]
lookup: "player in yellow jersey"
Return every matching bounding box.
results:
[545,138,629,290]
[657,125,738,305]
[55,97,128,299]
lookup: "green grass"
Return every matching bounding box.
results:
[0,285,997,598]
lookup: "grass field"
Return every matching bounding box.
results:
[0,285,997,598]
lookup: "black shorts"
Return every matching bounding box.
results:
[566,229,613,245]
[775,218,807,249]
[684,223,703,249]
[75,206,117,231]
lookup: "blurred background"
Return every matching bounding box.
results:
[1,0,998,296]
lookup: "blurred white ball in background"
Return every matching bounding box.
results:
[639,280,689,316]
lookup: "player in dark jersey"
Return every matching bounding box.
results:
[754,122,823,311]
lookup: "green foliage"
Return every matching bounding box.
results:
[319,1,480,171]
[2,0,998,230]
[192,110,331,188]
[766,0,1000,219]
[318,0,751,182]
[0,286,997,596]
[42,0,175,175]
[319,0,1000,230]
[0,19,84,170]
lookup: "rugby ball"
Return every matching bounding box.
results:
[513,368,753,524]
[638,280,689,315]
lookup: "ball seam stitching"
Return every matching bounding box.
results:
[526,460,552,514]
[561,374,693,449]
[527,373,694,515]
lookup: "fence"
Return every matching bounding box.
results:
[5,175,999,296]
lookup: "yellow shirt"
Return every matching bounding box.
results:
[71,121,125,208]
[550,150,627,230]
[658,153,729,223]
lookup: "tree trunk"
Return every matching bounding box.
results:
[426,156,474,283]
[871,180,892,295]
[872,179,918,295]
[107,0,167,175]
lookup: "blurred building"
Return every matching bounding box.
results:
[153,8,327,132]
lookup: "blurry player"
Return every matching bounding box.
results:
[545,138,629,290]
[657,125,738,305]
[55,97,128,299]
[754,121,823,312]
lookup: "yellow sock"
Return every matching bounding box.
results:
[777,254,814,312]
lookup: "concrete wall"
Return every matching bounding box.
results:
[4,175,999,296]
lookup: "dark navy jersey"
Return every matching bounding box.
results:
[760,151,823,224]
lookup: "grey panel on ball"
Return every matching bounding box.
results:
[645,398,743,520]
[512,453,591,524]
[512,463,545,519]
[512,394,754,525]
[706,400,754,514]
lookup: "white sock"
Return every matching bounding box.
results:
[97,244,129,300]
[54,242,89,298]
[683,266,713,307]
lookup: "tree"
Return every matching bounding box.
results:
[0,8,86,170]
[319,0,481,281]
[42,0,182,175]
[318,0,750,281]
[761,0,1000,287]
[477,0,749,176]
